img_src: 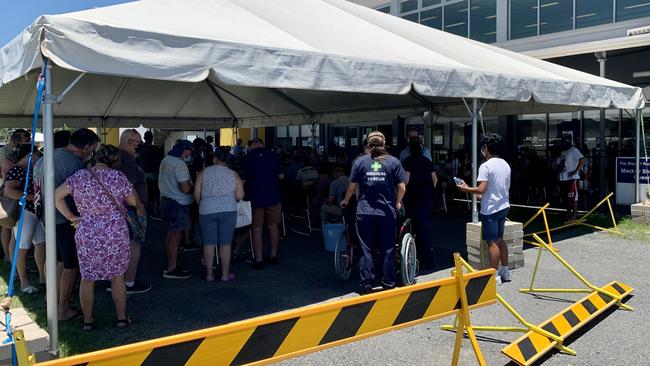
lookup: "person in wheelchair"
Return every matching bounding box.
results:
[320,167,349,226]
[341,131,406,294]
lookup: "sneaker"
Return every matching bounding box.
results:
[495,274,502,286]
[179,242,201,252]
[126,281,152,295]
[250,261,265,270]
[163,267,192,279]
[499,267,512,283]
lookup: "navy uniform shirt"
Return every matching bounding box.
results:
[240,148,282,208]
[350,154,406,219]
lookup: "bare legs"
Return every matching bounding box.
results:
[1,228,10,263]
[166,230,183,272]
[203,245,216,280]
[79,275,126,325]
[487,239,508,270]
[125,243,141,283]
[219,245,232,281]
[59,267,79,320]
[252,224,280,262]
[34,243,45,284]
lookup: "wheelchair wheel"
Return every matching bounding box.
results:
[334,234,353,281]
[400,233,418,285]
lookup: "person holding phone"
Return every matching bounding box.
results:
[457,134,511,285]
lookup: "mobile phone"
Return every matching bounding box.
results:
[453,177,463,186]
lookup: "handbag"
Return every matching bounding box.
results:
[88,168,145,241]
[0,183,19,228]
[235,200,252,228]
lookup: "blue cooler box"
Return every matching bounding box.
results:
[323,223,345,252]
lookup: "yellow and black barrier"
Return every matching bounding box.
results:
[523,193,621,248]
[35,254,496,366]
[503,280,633,365]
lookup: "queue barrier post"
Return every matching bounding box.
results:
[34,254,496,366]
[519,234,633,311]
[14,329,36,366]
[520,203,559,252]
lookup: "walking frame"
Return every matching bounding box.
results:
[442,256,579,357]
[519,234,633,312]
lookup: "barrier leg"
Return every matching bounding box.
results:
[14,330,35,366]
[524,234,633,311]
[443,257,576,356]
[450,253,486,366]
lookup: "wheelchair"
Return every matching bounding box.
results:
[333,206,418,286]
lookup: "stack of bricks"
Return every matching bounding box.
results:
[466,221,524,270]
[630,203,649,224]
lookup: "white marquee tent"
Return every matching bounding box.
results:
[0,0,645,356]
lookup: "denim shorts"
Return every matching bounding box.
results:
[480,207,509,242]
[199,211,237,246]
[160,197,191,232]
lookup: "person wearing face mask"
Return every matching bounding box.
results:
[46,128,100,321]
[457,134,511,285]
[556,135,585,221]
[158,140,194,279]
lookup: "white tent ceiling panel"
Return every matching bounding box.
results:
[0,0,645,129]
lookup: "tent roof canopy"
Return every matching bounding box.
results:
[0,0,645,128]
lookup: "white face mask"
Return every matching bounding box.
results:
[183,155,193,163]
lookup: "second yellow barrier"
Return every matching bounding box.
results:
[37,260,496,366]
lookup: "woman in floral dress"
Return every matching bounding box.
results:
[55,144,142,331]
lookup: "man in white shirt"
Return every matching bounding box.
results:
[458,134,511,285]
[557,136,585,221]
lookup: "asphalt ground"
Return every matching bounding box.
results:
[23,209,647,365]
[280,229,648,366]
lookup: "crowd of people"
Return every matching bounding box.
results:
[0,124,550,325]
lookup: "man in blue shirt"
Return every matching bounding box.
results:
[342,131,406,293]
[240,138,284,269]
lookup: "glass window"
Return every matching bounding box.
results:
[402,12,419,22]
[617,0,650,21]
[516,114,547,154]
[470,0,497,43]
[377,6,391,14]
[445,1,469,37]
[575,0,613,28]
[400,0,418,13]
[509,0,538,39]
[539,0,573,35]
[422,0,442,7]
[421,7,443,29]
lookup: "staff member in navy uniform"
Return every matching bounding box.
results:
[341,131,406,293]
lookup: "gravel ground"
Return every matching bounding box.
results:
[280,231,648,366]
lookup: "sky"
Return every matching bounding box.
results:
[0,0,135,46]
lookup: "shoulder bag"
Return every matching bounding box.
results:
[88,168,145,242]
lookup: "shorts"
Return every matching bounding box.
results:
[560,180,579,203]
[126,208,148,245]
[160,197,191,232]
[480,207,509,242]
[13,211,45,250]
[251,203,282,228]
[199,211,237,246]
[56,222,79,269]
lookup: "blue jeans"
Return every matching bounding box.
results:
[355,214,397,289]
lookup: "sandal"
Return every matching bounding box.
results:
[116,317,133,329]
[205,275,215,282]
[21,286,39,294]
[82,322,94,331]
[220,272,236,282]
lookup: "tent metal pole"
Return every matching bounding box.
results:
[634,109,643,202]
[597,52,607,199]
[472,98,479,223]
[43,63,59,357]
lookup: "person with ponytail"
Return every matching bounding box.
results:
[341,131,406,294]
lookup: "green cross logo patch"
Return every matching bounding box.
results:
[371,161,382,172]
